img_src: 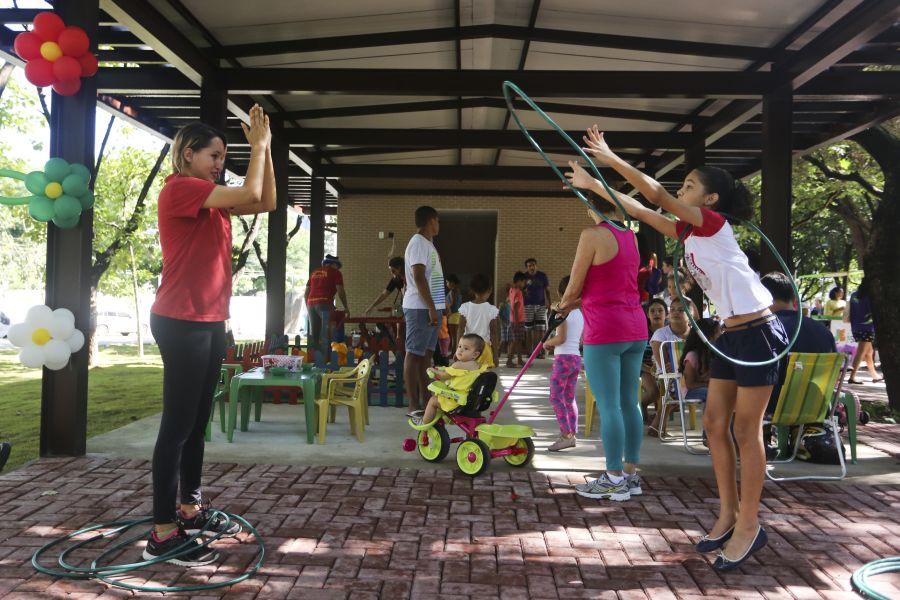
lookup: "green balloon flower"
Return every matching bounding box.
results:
[1,158,94,229]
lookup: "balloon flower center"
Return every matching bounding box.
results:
[44,182,63,199]
[40,41,62,62]
[32,328,51,346]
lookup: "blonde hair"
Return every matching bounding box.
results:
[171,122,227,174]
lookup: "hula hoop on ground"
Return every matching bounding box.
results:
[502,80,632,231]
[673,215,801,367]
[32,510,264,593]
[852,556,900,600]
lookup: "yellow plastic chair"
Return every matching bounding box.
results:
[766,352,849,482]
[582,372,641,437]
[315,358,372,443]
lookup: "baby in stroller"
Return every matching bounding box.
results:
[409,333,487,425]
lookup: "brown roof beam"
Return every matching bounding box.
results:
[213,24,777,61]
[218,68,774,98]
[224,128,692,149]
[315,164,621,182]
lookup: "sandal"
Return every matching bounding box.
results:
[873,378,884,383]
[848,378,863,384]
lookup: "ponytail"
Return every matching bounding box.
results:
[693,165,753,221]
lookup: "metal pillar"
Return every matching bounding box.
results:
[685,131,706,172]
[265,139,289,341]
[40,0,99,457]
[309,174,326,278]
[761,83,793,275]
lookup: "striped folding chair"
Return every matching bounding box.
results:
[766,352,849,482]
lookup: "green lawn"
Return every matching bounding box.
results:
[0,345,165,473]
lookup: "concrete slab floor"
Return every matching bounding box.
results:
[88,360,900,485]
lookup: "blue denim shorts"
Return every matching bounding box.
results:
[404,308,439,357]
[710,316,788,387]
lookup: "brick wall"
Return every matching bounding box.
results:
[337,195,594,310]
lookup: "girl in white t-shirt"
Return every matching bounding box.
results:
[543,276,584,452]
[457,274,500,368]
[567,125,788,572]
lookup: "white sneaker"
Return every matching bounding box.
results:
[625,472,643,496]
[548,436,576,452]
[575,473,631,501]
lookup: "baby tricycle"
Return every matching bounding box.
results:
[402,311,566,477]
[402,370,534,476]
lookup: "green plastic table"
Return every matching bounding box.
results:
[227,367,321,444]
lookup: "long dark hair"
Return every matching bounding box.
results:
[693,165,753,221]
[679,318,719,377]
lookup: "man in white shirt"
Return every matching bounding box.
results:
[403,206,446,413]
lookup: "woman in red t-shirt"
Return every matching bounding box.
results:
[144,105,275,567]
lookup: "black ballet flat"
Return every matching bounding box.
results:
[713,526,768,572]
[695,525,734,553]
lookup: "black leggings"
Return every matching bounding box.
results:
[150,314,226,524]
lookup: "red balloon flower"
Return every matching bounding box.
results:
[13,11,100,97]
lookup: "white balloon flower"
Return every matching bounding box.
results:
[8,305,85,370]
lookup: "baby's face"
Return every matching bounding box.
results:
[455,339,481,362]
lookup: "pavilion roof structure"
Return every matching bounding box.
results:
[1,0,898,213]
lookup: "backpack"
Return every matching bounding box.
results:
[798,421,845,465]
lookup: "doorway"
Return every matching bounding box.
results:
[433,210,498,303]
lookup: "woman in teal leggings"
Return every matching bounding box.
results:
[558,197,648,502]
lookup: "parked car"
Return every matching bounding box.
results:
[95,310,149,336]
[0,311,9,339]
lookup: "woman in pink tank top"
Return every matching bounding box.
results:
[558,195,648,503]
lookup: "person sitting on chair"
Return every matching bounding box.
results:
[409,334,486,424]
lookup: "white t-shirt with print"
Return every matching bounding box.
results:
[459,301,499,342]
[650,325,687,345]
[402,233,446,310]
[676,208,772,318]
[555,308,584,356]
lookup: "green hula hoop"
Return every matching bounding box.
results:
[502,80,632,231]
[31,510,265,593]
[852,556,900,600]
[673,215,801,367]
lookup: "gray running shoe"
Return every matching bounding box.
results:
[548,436,576,452]
[625,472,643,496]
[575,473,631,501]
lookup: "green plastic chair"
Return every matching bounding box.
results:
[766,352,849,482]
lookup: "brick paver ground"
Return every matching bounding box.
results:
[856,422,900,460]
[1,457,898,599]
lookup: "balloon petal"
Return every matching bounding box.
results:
[49,310,75,339]
[25,58,55,88]
[33,12,66,42]
[52,78,81,97]
[66,329,85,353]
[20,345,45,369]
[14,32,43,61]
[25,171,50,195]
[58,26,89,57]
[29,196,55,222]
[43,339,72,369]
[78,189,94,210]
[7,323,31,347]
[79,52,99,78]
[26,305,54,329]
[44,158,71,183]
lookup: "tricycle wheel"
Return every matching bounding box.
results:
[417,423,450,462]
[456,438,491,477]
[503,437,534,467]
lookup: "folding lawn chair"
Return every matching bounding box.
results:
[657,340,707,454]
[766,352,849,482]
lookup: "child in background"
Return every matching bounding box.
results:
[446,274,462,349]
[506,272,527,368]
[543,276,584,451]
[411,334,487,424]
[458,274,500,368]
[497,283,511,365]
[679,318,719,403]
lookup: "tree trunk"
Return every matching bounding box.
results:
[87,287,99,367]
[129,242,144,358]
[852,126,900,412]
[0,62,14,99]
